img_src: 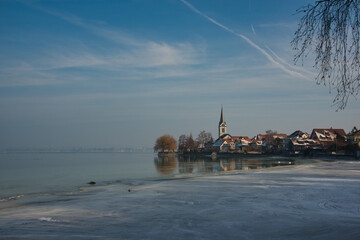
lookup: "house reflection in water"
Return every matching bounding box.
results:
[178,155,217,173]
[219,159,236,171]
[154,155,295,175]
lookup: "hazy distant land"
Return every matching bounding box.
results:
[0,147,153,153]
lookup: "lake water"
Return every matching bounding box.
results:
[0,152,302,201]
[1,153,358,240]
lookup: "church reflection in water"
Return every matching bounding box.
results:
[154,154,296,175]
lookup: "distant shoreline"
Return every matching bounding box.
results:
[0,149,153,154]
[176,151,358,160]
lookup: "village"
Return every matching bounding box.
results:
[173,107,360,158]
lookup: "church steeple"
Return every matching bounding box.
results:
[219,105,224,124]
[218,106,227,137]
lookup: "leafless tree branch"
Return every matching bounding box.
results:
[292,0,360,110]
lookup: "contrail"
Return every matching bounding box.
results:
[251,24,256,35]
[265,45,316,79]
[180,0,308,79]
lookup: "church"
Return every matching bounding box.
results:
[213,106,251,152]
[218,106,231,139]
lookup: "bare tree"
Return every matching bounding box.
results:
[178,134,188,153]
[186,133,197,151]
[292,0,360,110]
[196,130,213,147]
[264,130,278,146]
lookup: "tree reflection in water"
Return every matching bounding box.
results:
[154,154,177,175]
[154,154,296,175]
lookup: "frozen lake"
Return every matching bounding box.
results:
[0,158,359,239]
[0,152,302,200]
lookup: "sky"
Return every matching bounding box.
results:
[0,0,359,149]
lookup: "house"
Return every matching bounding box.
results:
[310,128,346,142]
[288,130,310,140]
[271,134,288,151]
[284,130,315,153]
[251,135,265,148]
[233,136,252,151]
[310,128,347,152]
[213,138,235,152]
[288,138,320,154]
[347,127,360,144]
[252,132,287,152]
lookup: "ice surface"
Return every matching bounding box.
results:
[0,161,360,239]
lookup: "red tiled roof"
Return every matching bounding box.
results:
[257,134,266,139]
[273,134,287,139]
[312,128,346,136]
[232,136,249,139]
[232,136,251,142]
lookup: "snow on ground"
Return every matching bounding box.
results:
[0,160,360,239]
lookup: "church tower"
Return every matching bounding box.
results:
[219,106,227,137]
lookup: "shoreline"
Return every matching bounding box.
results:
[178,151,358,160]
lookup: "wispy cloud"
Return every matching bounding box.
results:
[34,5,200,68]
[35,6,145,47]
[180,0,309,79]
[0,4,204,87]
[1,1,310,88]
[115,42,199,68]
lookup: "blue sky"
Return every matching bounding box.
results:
[0,0,359,149]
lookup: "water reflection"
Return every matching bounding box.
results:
[219,159,236,171]
[154,154,177,175]
[154,154,296,175]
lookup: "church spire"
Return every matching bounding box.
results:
[218,106,227,137]
[219,105,224,124]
